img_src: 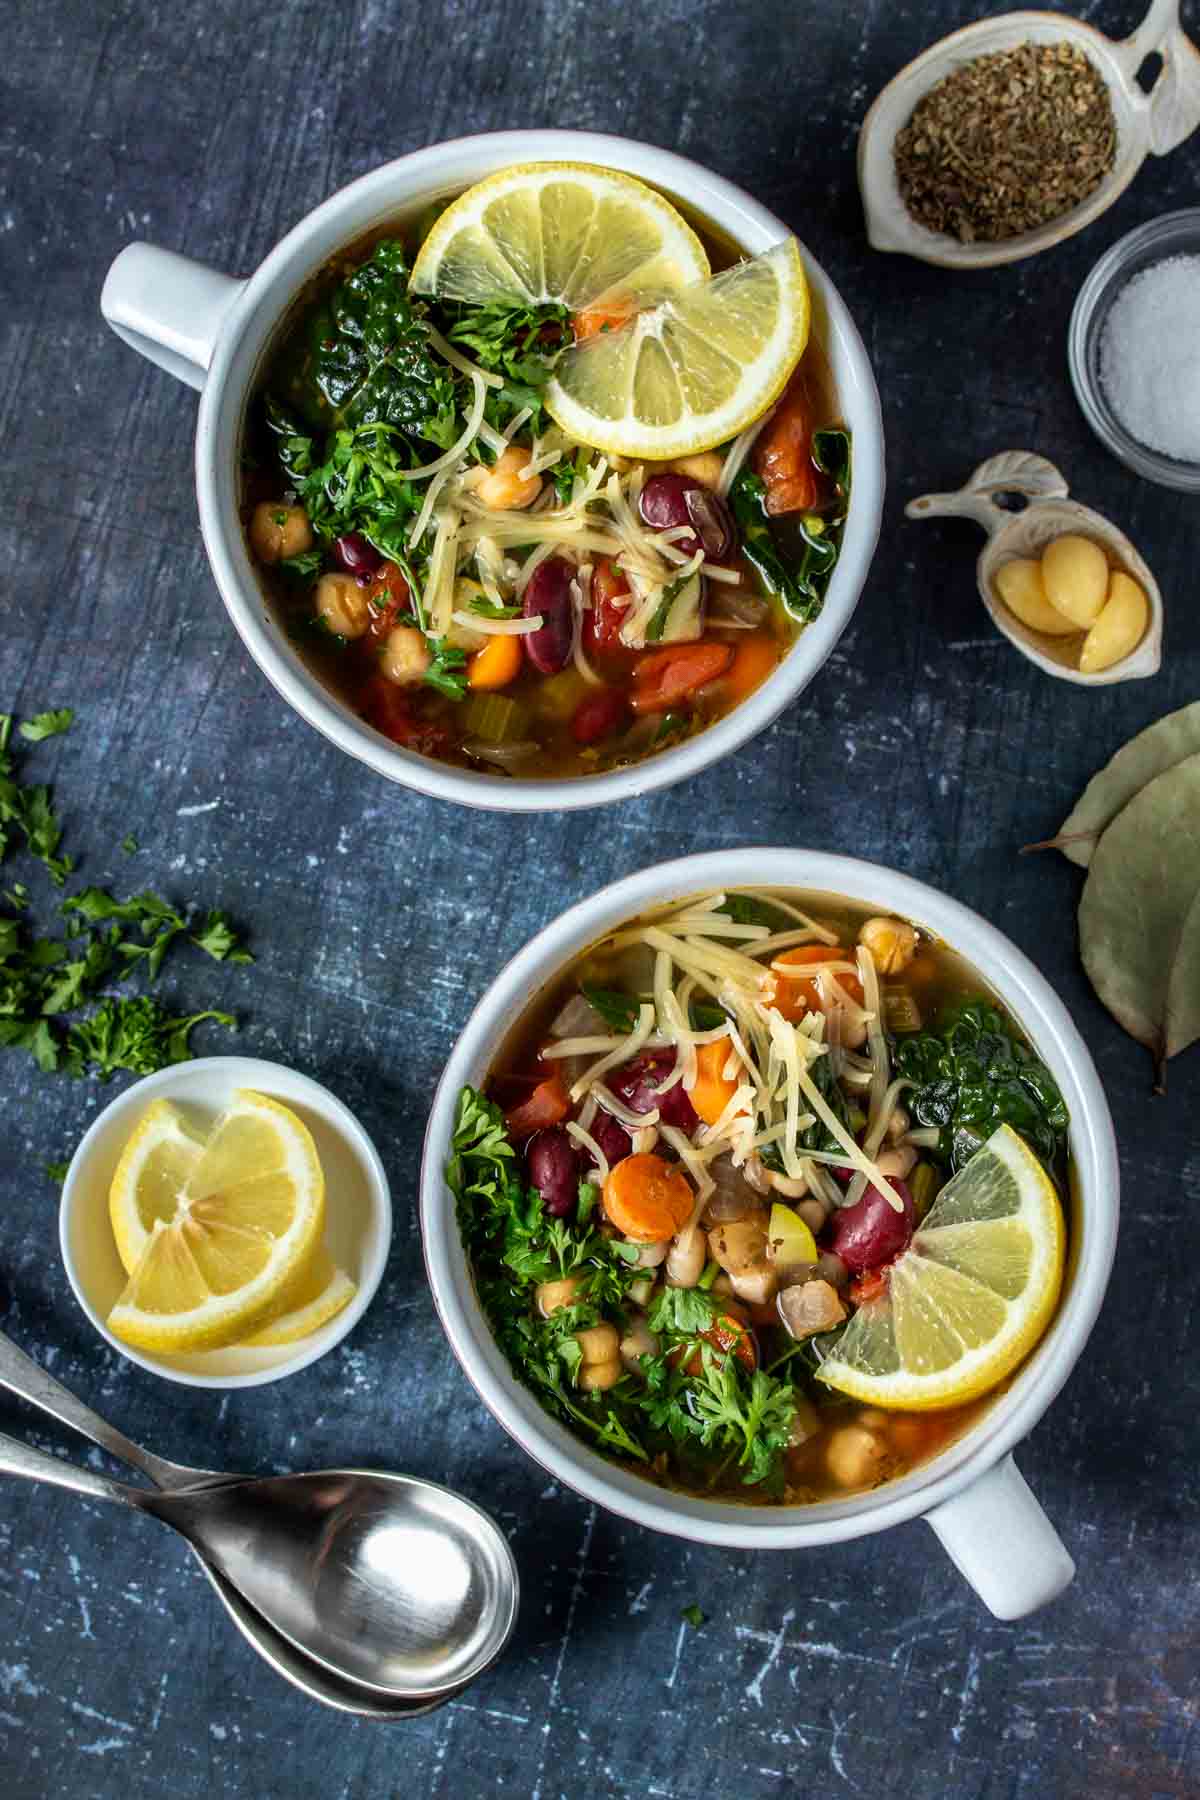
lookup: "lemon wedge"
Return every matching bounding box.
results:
[409,162,710,311]
[107,1092,325,1354]
[816,1126,1066,1411]
[544,239,810,460]
[242,1247,357,1347]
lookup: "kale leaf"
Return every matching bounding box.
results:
[892,1000,1069,1172]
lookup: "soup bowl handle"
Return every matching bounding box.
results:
[923,1453,1075,1620]
[101,243,246,393]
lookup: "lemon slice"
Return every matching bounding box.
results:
[409,162,709,310]
[544,239,810,459]
[107,1091,325,1354]
[816,1126,1066,1411]
[242,1247,357,1347]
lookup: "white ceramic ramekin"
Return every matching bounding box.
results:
[419,849,1119,1620]
[100,130,884,813]
[60,1057,392,1388]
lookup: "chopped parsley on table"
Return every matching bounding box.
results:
[0,710,251,1080]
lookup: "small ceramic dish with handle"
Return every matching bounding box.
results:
[906,451,1163,686]
[60,1057,392,1388]
[858,0,1200,269]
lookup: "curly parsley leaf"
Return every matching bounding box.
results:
[190,910,254,964]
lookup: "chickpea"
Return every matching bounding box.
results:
[249,501,312,565]
[886,1105,911,1143]
[579,1357,623,1393]
[859,916,919,975]
[380,624,432,686]
[536,1275,583,1317]
[876,1143,918,1181]
[825,1423,889,1490]
[576,1323,620,1366]
[619,1316,659,1371]
[315,571,370,640]
[665,1225,706,1289]
[667,451,724,488]
[477,444,542,511]
[446,579,490,651]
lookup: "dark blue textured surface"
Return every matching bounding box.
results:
[1,1,1198,1794]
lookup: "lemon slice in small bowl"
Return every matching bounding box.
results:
[60,1058,390,1387]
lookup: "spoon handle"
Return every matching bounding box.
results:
[0,1427,147,1508]
[0,1328,204,1489]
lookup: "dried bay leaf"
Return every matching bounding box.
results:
[1078,752,1200,1089]
[1025,701,1200,866]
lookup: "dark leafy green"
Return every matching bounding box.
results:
[275,240,458,442]
[893,1001,1069,1172]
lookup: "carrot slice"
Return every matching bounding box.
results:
[770,944,864,1019]
[723,632,779,702]
[573,299,638,342]
[506,1073,570,1138]
[603,1153,694,1242]
[690,1039,739,1127]
[468,634,522,691]
[630,642,733,713]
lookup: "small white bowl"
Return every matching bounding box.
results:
[60,1057,392,1388]
[858,0,1200,269]
[906,450,1162,686]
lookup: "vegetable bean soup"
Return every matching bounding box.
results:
[448,889,1071,1504]
[242,164,850,778]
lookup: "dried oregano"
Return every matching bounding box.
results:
[894,42,1117,244]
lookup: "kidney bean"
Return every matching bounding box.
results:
[609,1051,699,1133]
[523,557,575,674]
[828,1180,915,1275]
[571,689,630,745]
[526,1127,580,1218]
[590,1110,632,1168]
[638,474,735,562]
[333,532,383,576]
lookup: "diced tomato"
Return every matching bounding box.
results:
[630,641,733,713]
[674,1307,758,1375]
[573,299,638,343]
[359,676,448,757]
[752,370,822,516]
[769,944,864,1019]
[583,556,633,657]
[571,688,630,745]
[365,561,412,643]
[849,1268,890,1307]
[505,1072,570,1138]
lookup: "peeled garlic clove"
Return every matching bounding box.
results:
[1041,534,1110,627]
[1080,572,1149,674]
[993,557,1081,637]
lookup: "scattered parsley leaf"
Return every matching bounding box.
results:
[120,834,138,855]
[45,1160,69,1186]
[19,710,74,743]
[681,1604,706,1628]
[190,910,253,964]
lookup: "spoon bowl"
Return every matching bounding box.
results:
[858,0,1200,269]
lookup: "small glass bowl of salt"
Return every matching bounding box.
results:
[1069,208,1200,493]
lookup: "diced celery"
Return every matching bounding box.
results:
[460,692,531,744]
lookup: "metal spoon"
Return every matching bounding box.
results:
[0,1336,517,1705]
[0,1333,451,1718]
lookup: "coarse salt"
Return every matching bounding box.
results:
[1098,255,1200,463]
